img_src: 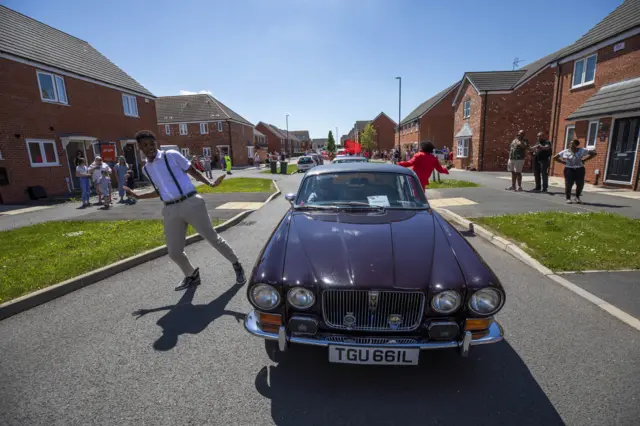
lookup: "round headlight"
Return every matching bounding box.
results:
[468,288,502,315]
[287,287,315,309]
[251,284,280,310]
[431,290,461,314]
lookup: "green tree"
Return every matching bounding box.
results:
[327,131,336,153]
[359,123,377,153]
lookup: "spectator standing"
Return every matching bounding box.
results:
[204,156,213,178]
[224,153,233,175]
[75,158,92,208]
[74,150,86,167]
[89,156,111,205]
[398,142,452,189]
[553,139,597,204]
[114,156,129,202]
[97,169,113,208]
[531,132,552,192]
[506,130,529,192]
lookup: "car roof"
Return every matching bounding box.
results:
[306,162,414,176]
[334,156,367,160]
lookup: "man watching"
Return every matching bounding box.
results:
[531,132,552,192]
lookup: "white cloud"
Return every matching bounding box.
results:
[179,89,212,95]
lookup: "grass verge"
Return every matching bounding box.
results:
[261,164,298,175]
[0,219,221,303]
[197,177,274,193]
[475,212,640,272]
[427,179,480,189]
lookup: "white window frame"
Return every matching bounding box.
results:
[180,147,190,157]
[26,139,60,167]
[463,100,471,119]
[200,122,209,134]
[248,146,255,158]
[203,147,212,157]
[564,125,576,149]
[456,138,469,158]
[36,71,68,105]
[179,123,188,135]
[217,121,223,132]
[572,54,597,88]
[586,120,599,150]
[122,94,139,117]
[165,124,170,135]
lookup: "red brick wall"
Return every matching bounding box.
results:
[370,114,397,151]
[483,67,555,171]
[452,80,483,170]
[156,120,251,167]
[420,88,457,150]
[0,58,156,204]
[550,34,640,189]
[255,123,284,154]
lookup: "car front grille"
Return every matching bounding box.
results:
[322,290,425,332]
[326,336,418,345]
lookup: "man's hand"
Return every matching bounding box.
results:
[210,174,225,188]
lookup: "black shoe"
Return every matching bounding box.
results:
[175,268,201,291]
[542,188,548,193]
[233,262,246,285]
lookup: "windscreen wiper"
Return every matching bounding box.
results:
[332,201,386,211]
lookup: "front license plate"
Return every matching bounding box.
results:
[328,346,419,365]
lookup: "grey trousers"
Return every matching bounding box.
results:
[163,195,238,276]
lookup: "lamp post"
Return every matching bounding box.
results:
[395,76,402,153]
[285,113,290,157]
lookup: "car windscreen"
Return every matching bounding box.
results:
[298,157,313,164]
[296,172,428,209]
[334,158,366,163]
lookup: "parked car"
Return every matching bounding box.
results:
[244,163,505,365]
[332,155,368,164]
[296,156,316,172]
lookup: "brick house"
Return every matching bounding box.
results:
[253,128,268,162]
[255,122,300,156]
[347,114,396,151]
[291,130,310,151]
[156,94,254,167]
[396,82,460,152]
[0,5,156,204]
[450,52,559,171]
[311,138,328,150]
[548,0,640,191]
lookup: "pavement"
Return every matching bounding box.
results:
[1,171,639,425]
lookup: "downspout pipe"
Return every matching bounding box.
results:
[550,63,562,177]
[228,120,234,166]
[479,91,488,171]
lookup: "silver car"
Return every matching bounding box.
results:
[297,156,316,172]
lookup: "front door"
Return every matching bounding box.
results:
[123,143,139,179]
[606,117,639,183]
[66,141,87,189]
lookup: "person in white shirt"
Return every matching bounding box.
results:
[89,156,111,205]
[75,158,92,208]
[124,130,246,290]
[553,139,597,204]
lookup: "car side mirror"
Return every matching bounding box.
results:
[285,193,296,204]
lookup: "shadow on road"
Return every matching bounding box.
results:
[255,341,563,425]
[132,282,245,351]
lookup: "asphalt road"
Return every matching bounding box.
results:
[1,171,639,425]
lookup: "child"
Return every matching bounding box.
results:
[98,169,113,208]
[124,171,137,204]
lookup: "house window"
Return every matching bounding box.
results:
[200,122,208,134]
[586,121,599,149]
[217,122,223,132]
[456,139,469,158]
[180,147,190,157]
[165,124,170,135]
[248,146,255,158]
[564,125,576,149]
[203,147,212,157]
[572,54,597,88]
[179,123,188,135]
[122,94,138,117]
[463,100,471,119]
[26,139,60,167]
[36,71,68,104]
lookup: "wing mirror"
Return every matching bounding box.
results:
[285,193,296,204]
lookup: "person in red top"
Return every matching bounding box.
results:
[398,141,451,189]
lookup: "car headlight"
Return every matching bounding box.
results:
[250,284,280,310]
[468,288,502,315]
[431,290,461,314]
[287,287,315,309]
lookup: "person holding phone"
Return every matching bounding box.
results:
[123,130,246,291]
[553,139,597,204]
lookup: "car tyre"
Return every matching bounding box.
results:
[265,339,289,363]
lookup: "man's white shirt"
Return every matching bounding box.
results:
[144,150,195,201]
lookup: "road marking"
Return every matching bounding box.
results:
[429,197,477,207]
[0,205,54,216]
[215,202,265,210]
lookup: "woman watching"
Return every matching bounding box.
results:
[553,139,597,204]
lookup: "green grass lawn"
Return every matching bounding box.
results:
[261,164,298,175]
[0,219,222,303]
[475,212,640,272]
[427,179,480,189]
[197,177,274,193]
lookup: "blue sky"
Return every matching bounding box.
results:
[5,0,621,140]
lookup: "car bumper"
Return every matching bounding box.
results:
[244,310,504,357]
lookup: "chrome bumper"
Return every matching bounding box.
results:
[243,310,504,357]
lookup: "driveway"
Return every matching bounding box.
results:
[1,172,638,425]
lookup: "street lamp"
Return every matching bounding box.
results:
[285,113,290,157]
[395,76,402,153]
